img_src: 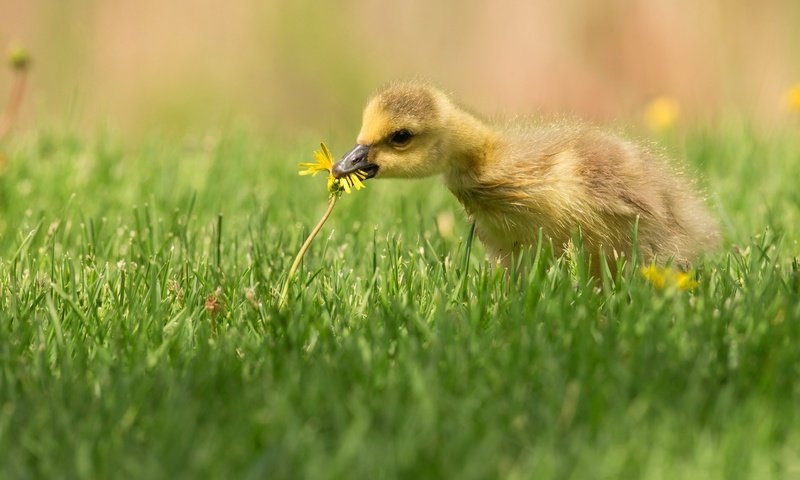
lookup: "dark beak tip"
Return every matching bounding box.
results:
[331,162,346,178]
[334,144,371,178]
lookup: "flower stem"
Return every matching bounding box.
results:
[0,68,28,141]
[279,195,338,309]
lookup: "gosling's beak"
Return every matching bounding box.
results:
[332,144,379,179]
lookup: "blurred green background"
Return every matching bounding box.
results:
[1,0,799,139]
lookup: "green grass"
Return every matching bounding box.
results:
[1,124,799,479]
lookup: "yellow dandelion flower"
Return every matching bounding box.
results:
[299,143,368,196]
[644,96,680,132]
[784,83,800,113]
[298,143,334,176]
[641,265,698,291]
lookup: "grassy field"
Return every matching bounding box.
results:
[0,124,799,479]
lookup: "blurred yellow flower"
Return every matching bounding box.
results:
[6,44,30,71]
[785,84,800,112]
[299,142,367,195]
[644,96,680,132]
[640,265,698,291]
[436,211,455,239]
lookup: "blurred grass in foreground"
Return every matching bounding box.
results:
[0,125,799,478]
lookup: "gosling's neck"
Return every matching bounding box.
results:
[441,106,499,181]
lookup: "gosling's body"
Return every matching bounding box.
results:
[446,123,719,267]
[333,82,720,268]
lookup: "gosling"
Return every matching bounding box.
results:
[332,82,720,270]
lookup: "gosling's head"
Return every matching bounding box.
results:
[333,82,456,180]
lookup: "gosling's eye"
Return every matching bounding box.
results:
[389,129,414,147]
